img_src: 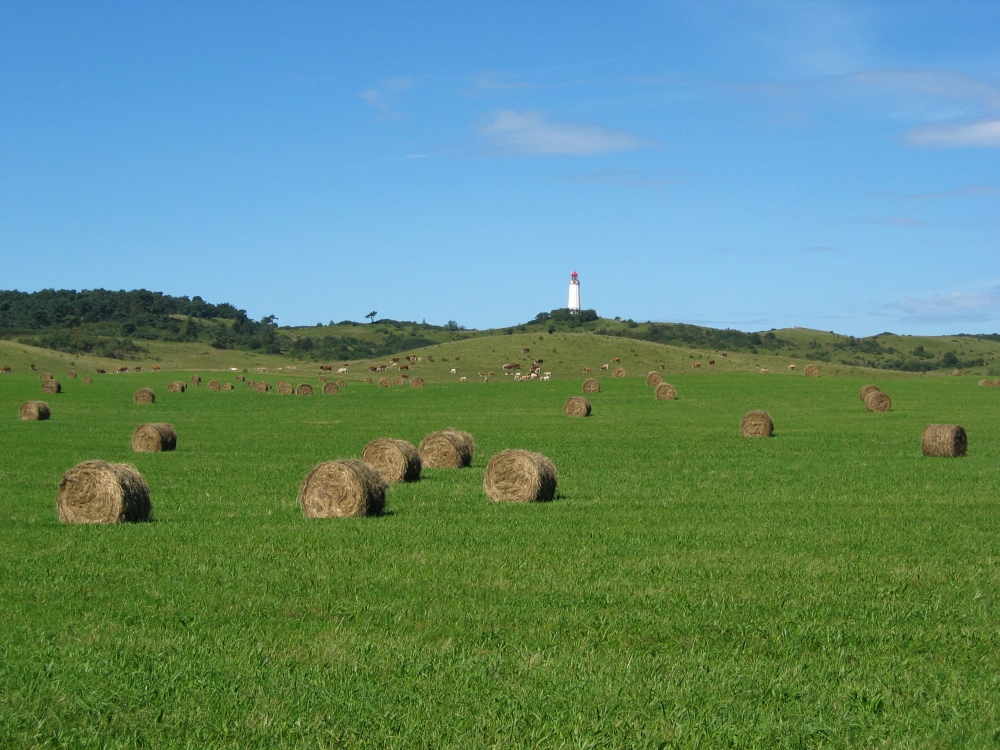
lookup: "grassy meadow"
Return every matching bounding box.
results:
[1,364,999,748]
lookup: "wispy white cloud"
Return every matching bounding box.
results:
[904,119,1000,148]
[359,77,416,119]
[883,287,1000,323]
[478,110,655,156]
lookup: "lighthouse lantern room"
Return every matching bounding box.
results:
[568,271,581,314]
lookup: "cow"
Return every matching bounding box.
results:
[450,368,457,374]
[502,362,520,371]
[760,368,769,373]
[600,364,609,371]
[459,376,467,382]
[152,364,162,371]
[30,364,36,370]
[96,369,106,374]
[708,360,715,366]
[583,367,592,373]
[659,364,666,369]
[693,362,701,369]
[533,359,544,366]
[320,364,333,371]
[134,366,142,372]
[337,366,349,374]
[399,364,408,370]
[787,364,796,371]
[1,366,10,373]
[611,357,620,363]
[368,365,378,372]
[520,347,530,354]
[117,366,129,374]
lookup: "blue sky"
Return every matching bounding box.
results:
[2,1,998,336]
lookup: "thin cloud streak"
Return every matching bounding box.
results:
[905,120,1000,148]
[479,110,656,156]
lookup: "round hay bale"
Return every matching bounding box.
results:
[409,377,425,388]
[253,381,271,393]
[20,401,51,421]
[276,381,293,395]
[995,379,1000,388]
[208,380,221,391]
[296,383,314,396]
[364,377,373,384]
[582,377,601,394]
[978,379,993,387]
[921,424,967,458]
[419,428,475,469]
[655,382,677,400]
[864,390,892,412]
[322,381,340,395]
[337,380,347,387]
[378,377,392,388]
[393,375,406,386]
[298,459,386,518]
[741,410,773,437]
[167,381,186,393]
[67,371,77,379]
[952,369,963,377]
[133,388,155,404]
[82,376,93,384]
[859,384,882,401]
[483,449,557,503]
[362,438,422,483]
[40,372,52,381]
[41,379,61,394]
[132,423,177,452]
[222,382,235,391]
[57,460,151,524]
[803,364,820,377]
[612,366,627,378]
[236,374,245,382]
[190,375,201,386]
[318,375,327,382]
[564,396,591,417]
[646,371,664,387]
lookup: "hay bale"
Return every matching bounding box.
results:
[298,459,386,518]
[419,428,475,469]
[582,377,601,394]
[952,369,963,377]
[20,401,51,421]
[378,377,392,388]
[483,449,557,503]
[804,365,820,377]
[41,379,61,394]
[40,372,52,381]
[655,382,677,400]
[236,374,245,382]
[864,390,892,412]
[253,381,271,393]
[978,379,993,387]
[190,375,201,386]
[646,371,664,387]
[741,410,773,437]
[337,380,347,387]
[921,424,967,458]
[82,375,93,384]
[393,375,406,386]
[322,381,340,395]
[133,388,155,404]
[57,460,151,524]
[612,366,627,378]
[168,381,187,393]
[995,380,1000,388]
[67,371,77,379]
[296,383,314,396]
[564,396,591,417]
[364,377,373,384]
[222,383,235,391]
[859,384,882,401]
[318,375,327,382]
[132,423,177,452]
[208,380,221,391]
[409,377,425,388]
[362,438,422,483]
[276,381,293,395]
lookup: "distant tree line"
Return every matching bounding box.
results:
[602,322,790,353]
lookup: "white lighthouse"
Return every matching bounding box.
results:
[568,271,581,314]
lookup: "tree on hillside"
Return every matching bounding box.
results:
[366,311,378,324]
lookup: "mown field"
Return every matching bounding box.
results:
[1,368,998,748]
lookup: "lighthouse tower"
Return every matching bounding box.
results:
[568,271,581,314]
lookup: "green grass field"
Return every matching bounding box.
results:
[1,368,998,748]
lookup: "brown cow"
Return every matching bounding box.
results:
[320,364,333,371]
[152,364,162,371]
[96,369,106,374]
[611,357,620,363]
[117,366,128,374]
[134,366,142,372]
[1,366,11,373]
[693,362,701,368]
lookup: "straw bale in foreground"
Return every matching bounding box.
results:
[864,390,892,412]
[253,381,271,393]
[612,366,627,378]
[859,384,882,401]
[564,396,591,417]
[322,381,340,395]
[57,460,151,524]
[646,371,664,387]
[362,438,422,483]
[296,383,314,396]
[582,377,601,394]
[378,377,392,388]
[298,459,386,518]
[208,380,221,391]
[483,449,557,503]
[132,423,177,452]
[133,388,155,404]
[655,382,677,400]
[409,377,425,388]
[276,381,293,395]
[41,379,61,394]
[921,424,967,458]
[741,410,773,437]
[167,381,186,393]
[419,428,475,469]
[20,401,50,421]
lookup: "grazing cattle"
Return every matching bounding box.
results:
[426,356,434,362]
[117,366,129,374]
[152,365,162,371]
[258,367,267,373]
[450,368,457,374]
[1,366,11,373]
[541,373,550,381]
[708,360,715,366]
[399,364,408,370]
[787,364,796,371]
[459,376,467,382]
[134,366,142,372]
[376,364,387,372]
[611,357,620,363]
[693,362,701,369]
[96,369,106,374]
[583,367,592,373]
[760,368,769,373]
[337,365,349,374]
[721,353,728,358]
[502,363,520,371]
[600,364,609,371]
[659,364,666,369]
[368,365,378,372]
[390,357,400,366]
[520,347,530,354]
[320,364,333,371]
[30,364,36,370]
[406,356,417,363]
[533,359,544,366]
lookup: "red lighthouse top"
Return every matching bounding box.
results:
[571,271,578,279]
